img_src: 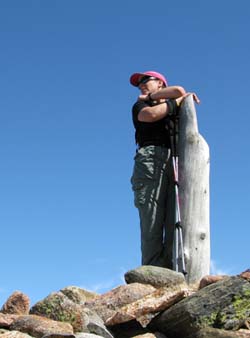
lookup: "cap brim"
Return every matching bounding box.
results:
[130,73,145,87]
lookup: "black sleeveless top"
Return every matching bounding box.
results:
[132,99,177,148]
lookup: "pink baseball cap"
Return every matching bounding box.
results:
[130,71,168,87]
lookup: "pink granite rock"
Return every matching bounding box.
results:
[1,292,30,315]
[0,313,19,328]
[0,330,33,338]
[198,275,227,289]
[105,283,190,327]
[10,315,74,338]
[239,269,250,281]
[85,283,156,322]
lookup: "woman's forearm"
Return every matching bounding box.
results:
[150,86,186,100]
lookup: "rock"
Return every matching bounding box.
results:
[83,308,113,338]
[124,266,185,288]
[85,283,155,322]
[192,327,250,337]
[106,283,191,327]
[0,330,33,338]
[108,321,149,338]
[10,315,73,338]
[0,313,18,328]
[60,287,98,305]
[151,334,168,338]
[240,270,250,281]
[30,292,113,337]
[217,305,250,330]
[131,333,168,338]
[4,272,250,338]
[1,292,30,315]
[151,276,250,337]
[0,329,8,334]
[30,292,89,332]
[199,275,227,289]
[42,334,76,338]
[237,330,250,338]
[75,334,106,338]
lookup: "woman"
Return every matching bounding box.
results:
[130,70,199,268]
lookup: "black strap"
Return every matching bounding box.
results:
[165,100,180,157]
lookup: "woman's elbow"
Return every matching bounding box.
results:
[175,86,186,96]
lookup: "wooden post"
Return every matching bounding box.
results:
[178,95,210,284]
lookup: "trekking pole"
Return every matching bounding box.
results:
[169,112,187,276]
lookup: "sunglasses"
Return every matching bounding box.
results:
[137,76,158,86]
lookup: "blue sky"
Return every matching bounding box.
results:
[0,0,250,306]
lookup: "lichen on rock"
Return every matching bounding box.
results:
[216,288,250,330]
[30,292,88,332]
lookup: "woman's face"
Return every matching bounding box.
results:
[138,77,163,95]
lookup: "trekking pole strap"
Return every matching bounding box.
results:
[175,221,182,229]
[166,100,180,158]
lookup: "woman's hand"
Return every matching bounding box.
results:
[138,94,150,101]
[176,92,200,106]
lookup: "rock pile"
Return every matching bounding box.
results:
[1,266,250,338]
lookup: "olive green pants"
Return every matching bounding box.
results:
[131,145,175,269]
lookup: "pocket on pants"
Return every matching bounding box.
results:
[130,147,156,208]
[132,181,146,208]
[133,148,155,180]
